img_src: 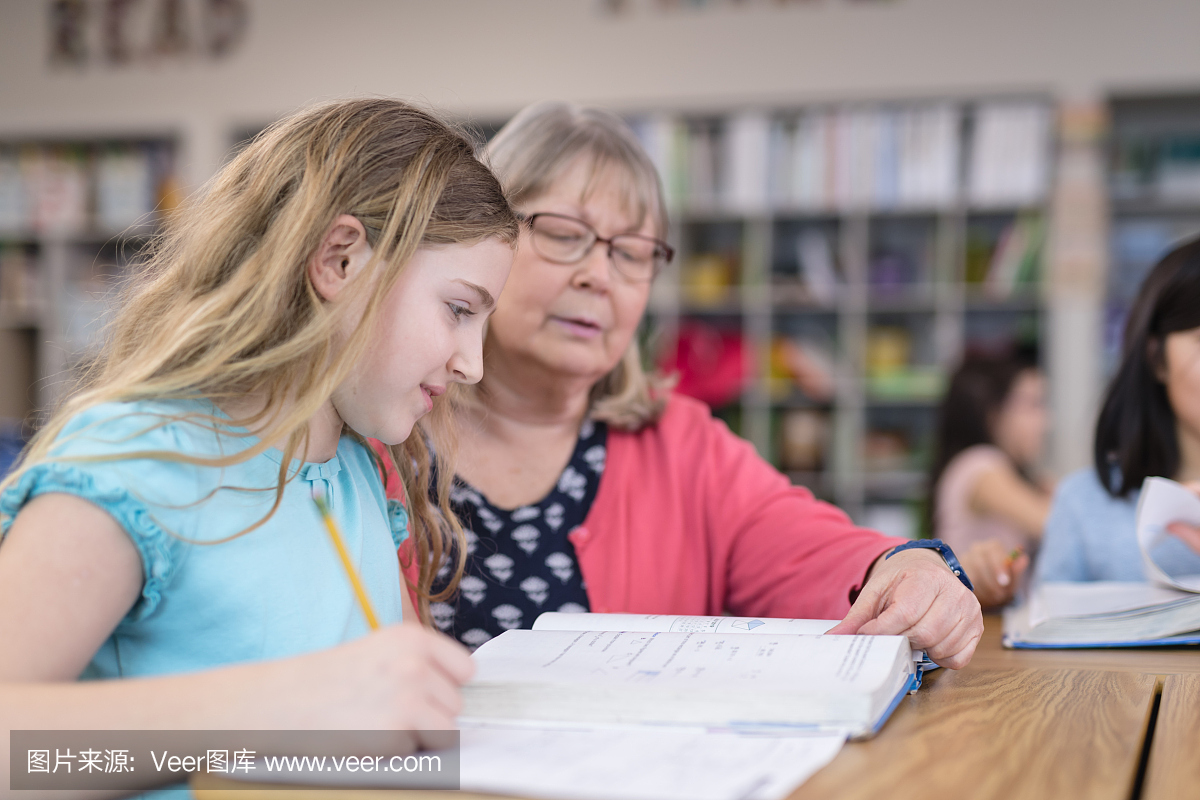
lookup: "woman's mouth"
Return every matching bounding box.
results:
[551,315,603,339]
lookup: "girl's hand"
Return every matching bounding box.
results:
[827,548,983,670]
[272,623,475,748]
[1166,481,1200,556]
[958,540,1030,609]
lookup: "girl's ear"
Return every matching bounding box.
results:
[309,214,372,302]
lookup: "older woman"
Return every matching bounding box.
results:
[399,102,982,668]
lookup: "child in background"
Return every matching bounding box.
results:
[0,99,516,795]
[1038,237,1200,582]
[929,354,1051,607]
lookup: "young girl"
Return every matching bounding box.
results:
[0,98,516,795]
[928,354,1051,607]
[1038,236,1200,582]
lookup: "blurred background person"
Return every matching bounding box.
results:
[928,354,1051,607]
[1038,237,1200,582]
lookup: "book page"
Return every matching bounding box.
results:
[229,725,845,800]
[1135,477,1200,592]
[457,724,845,800]
[1034,582,1195,621]
[471,629,906,693]
[533,613,935,668]
[533,612,840,636]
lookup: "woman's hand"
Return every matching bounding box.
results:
[1166,480,1200,556]
[826,548,983,669]
[958,540,1029,609]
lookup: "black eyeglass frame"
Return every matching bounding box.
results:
[520,212,675,282]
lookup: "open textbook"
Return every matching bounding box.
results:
[462,612,924,739]
[1005,477,1200,648]
[234,613,927,800]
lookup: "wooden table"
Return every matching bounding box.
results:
[1143,673,1200,800]
[194,615,1200,800]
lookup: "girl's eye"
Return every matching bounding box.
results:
[448,303,474,320]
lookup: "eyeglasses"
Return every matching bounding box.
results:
[522,212,674,283]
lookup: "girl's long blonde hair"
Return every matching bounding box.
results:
[0,98,519,621]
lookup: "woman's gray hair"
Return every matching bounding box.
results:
[484,101,674,431]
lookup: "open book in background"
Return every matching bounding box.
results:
[1004,477,1200,648]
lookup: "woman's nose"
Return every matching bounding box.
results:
[570,242,613,291]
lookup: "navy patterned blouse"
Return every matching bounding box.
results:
[430,420,607,649]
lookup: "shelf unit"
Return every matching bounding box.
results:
[1107,94,1200,375]
[0,139,178,424]
[636,101,1052,535]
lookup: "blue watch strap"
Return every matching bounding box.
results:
[885,539,974,591]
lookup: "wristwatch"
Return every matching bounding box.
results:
[885,539,974,591]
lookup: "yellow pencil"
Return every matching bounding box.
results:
[312,488,380,631]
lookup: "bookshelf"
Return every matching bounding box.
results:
[1107,95,1200,375]
[0,139,179,427]
[633,100,1053,536]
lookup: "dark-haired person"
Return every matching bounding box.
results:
[929,355,1051,607]
[1037,237,1200,582]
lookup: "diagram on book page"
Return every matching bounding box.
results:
[731,619,767,631]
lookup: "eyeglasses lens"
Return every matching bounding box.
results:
[530,215,666,281]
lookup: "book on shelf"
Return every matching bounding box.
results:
[980,214,1045,299]
[788,110,832,210]
[783,104,960,212]
[0,151,25,234]
[27,147,89,236]
[0,246,41,318]
[632,102,969,216]
[96,146,154,232]
[0,142,174,238]
[1004,477,1200,648]
[724,111,772,213]
[794,227,839,304]
[896,104,960,210]
[463,612,931,739]
[967,102,1052,208]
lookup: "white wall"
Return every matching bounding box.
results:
[4,0,1200,183]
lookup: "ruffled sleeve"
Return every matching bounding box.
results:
[0,401,211,622]
[0,460,181,622]
[387,499,410,548]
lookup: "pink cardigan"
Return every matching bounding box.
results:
[392,394,905,620]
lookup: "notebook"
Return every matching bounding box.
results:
[461,612,925,739]
[1004,477,1200,648]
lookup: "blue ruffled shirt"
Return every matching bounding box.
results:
[0,399,408,681]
